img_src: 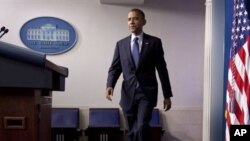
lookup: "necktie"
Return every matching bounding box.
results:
[132,37,139,67]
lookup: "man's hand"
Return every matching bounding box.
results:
[163,98,172,111]
[106,87,113,101]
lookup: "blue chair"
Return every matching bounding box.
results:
[149,109,164,141]
[51,108,82,141]
[85,108,123,141]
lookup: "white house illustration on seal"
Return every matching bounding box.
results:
[27,24,69,41]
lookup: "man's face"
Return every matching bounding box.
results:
[127,11,146,35]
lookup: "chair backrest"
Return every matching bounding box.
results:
[51,108,80,128]
[149,109,161,127]
[89,108,120,128]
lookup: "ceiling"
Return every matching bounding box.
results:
[100,0,144,5]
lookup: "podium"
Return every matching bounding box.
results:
[0,41,68,141]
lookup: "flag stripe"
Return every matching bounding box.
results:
[225,0,250,140]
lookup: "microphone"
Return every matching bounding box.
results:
[0,26,9,39]
[0,26,6,33]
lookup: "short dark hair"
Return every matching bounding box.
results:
[130,8,145,20]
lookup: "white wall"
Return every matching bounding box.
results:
[0,0,205,140]
[0,0,205,109]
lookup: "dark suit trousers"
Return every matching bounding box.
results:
[123,88,154,141]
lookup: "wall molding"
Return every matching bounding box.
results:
[100,0,144,5]
[203,0,212,141]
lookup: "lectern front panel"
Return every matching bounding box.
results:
[0,89,51,141]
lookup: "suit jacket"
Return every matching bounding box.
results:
[107,33,172,111]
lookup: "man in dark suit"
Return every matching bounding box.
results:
[105,8,173,141]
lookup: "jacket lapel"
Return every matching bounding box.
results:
[124,34,150,70]
[137,34,150,69]
[124,36,137,69]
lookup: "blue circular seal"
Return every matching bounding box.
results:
[20,17,77,55]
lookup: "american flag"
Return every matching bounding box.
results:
[225,0,250,140]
